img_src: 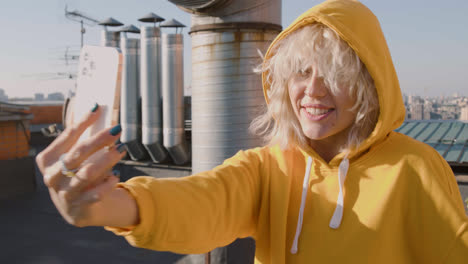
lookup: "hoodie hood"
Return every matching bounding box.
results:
[262,0,405,164]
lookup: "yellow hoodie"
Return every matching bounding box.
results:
[107,0,468,263]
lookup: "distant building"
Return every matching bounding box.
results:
[440,104,459,120]
[47,92,64,101]
[34,93,45,101]
[460,106,468,121]
[423,109,431,120]
[410,103,424,120]
[402,94,408,105]
[404,93,467,121]
[0,89,8,102]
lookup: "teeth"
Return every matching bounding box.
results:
[305,108,332,115]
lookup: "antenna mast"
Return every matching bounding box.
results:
[64,5,99,47]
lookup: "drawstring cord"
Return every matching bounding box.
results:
[329,157,349,229]
[290,156,350,254]
[291,156,313,254]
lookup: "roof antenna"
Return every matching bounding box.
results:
[64,5,99,48]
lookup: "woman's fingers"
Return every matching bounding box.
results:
[36,104,100,175]
[42,160,66,190]
[41,123,122,190]
[67,143,127,196]
[60,124,122,173]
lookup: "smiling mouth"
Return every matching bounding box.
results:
[304,107,334,115]
[302,107,335,121]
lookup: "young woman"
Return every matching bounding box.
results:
[36,0,467,263]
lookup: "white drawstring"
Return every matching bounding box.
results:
[291,156,313,254]
[329,158,349,229]
[290,156,350,254]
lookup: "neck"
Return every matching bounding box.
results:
[308,140,341,163]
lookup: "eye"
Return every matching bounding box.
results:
[297,68,312,77]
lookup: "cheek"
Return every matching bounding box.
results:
[335,91,356,112]
[338,105,357,128]
[288,84,301,112]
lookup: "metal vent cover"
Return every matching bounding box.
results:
[138,12,165,23]
[120,24,140,33]
[160,18,186,28]
[98,17,123,27]
[168,0,229,11]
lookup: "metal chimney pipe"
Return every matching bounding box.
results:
[140,26,169,162]
[167,1,281,263]
[101,31,121,47]
[161,33,190,165]
[99,18,123,47]
[120,36,147,160]
[171,0,282,174]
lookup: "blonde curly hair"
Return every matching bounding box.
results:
[250,23,379,154]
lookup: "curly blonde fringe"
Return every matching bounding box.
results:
[250,23,379,154]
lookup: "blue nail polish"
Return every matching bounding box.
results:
[110,124,122,136]
[91,103,99,112]
[112,169,121,178]
[116,143,127,153]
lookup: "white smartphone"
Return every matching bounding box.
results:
[73,45,122,142]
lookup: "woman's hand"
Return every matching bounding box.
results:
[36,105,131,227]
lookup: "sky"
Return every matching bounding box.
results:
[0,0,467,99]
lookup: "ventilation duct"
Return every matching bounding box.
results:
[161,21,190,165]
[120,31,148,160]
[140,26,168,162]
[167,0,281,262]
[100,31,120,47]
[168,0,229,12]
[99,17,123,47]
[171,0,281,174]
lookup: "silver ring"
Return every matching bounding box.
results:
[60,153,78,178]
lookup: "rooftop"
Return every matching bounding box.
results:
[396,120,468,165]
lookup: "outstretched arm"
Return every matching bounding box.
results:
[36,105,138,228]
[106,148,265,254]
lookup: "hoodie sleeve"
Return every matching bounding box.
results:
[407,146,468,263]
[105,148,265,254]
[435,152,468,263]
[444,222,468,264]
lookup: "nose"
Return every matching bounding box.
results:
[304,74,327,98]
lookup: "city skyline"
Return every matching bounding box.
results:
[0,0,467,98]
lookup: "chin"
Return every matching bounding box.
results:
[302,127,329,141]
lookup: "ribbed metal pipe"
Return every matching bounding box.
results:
[120,37,147,160]
[183,0,280,25]
[161,33,190,165]
[190,30,278,173]
[101,30,120,47]
[167,1,281,261]
[140,26,168,162]
[168,0,229,13]
[168,0,222,9]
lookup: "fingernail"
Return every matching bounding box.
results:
[110,124,122,136]
[112,169,121,178]
[91,103,99,112]
[92,193,100,202]
[116,143,127,153]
